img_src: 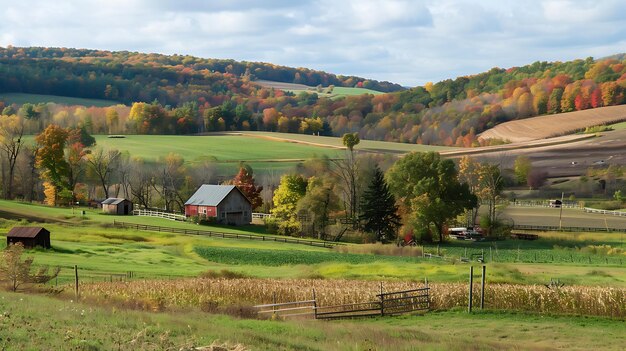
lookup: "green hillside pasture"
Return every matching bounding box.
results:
[426,233,625,265]
[0,200,624,286]
[92,134,341,175]
[241,131,457,154]
[609,120,626,130]
[255,80,384,97]
[0,92,120,107]
[2,292,624,351]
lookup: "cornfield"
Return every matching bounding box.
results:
[78,278,626,318]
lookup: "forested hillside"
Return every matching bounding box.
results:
[1,47,625,146]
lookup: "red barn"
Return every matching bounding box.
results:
[184,185,252,226]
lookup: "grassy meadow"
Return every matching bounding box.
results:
[0,92,120,107]
[2,291,624,351]
[255,80,384,98]
[0,200,624,287]
[0,199,624,350]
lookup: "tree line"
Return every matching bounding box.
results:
[0,117,508,244]
[2,47,626,148]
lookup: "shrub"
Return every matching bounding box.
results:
[191,214,216,225]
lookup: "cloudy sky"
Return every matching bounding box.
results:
[1,0,625,86]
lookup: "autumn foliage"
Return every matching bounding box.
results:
[2,48,626,147]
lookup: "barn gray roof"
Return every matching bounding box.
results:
[102,198,128,205]
[7,227,49,238]
[185,185,249,206]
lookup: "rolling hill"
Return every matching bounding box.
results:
[1,47,626,148]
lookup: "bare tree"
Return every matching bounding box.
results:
[0,115,24,199]
[330,133,360,228]
[86,148,121,199]
[128,158,153,209]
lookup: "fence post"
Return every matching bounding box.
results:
[468,266,473,313]
[74,265,79,298]
[272,292,277,316]
[480,265,486,310]
[380,282,384,316]
[312,289,318,319]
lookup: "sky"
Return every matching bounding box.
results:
[1,0,625,87]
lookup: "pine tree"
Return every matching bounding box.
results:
[359,166,401,242]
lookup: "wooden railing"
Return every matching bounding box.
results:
[133,209,186,221]
[113,220,343,248]
[255,299,316,319]
[254,285,430,320]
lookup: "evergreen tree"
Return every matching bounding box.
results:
[359,166,401,242]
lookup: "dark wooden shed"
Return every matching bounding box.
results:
[6,227,51,249]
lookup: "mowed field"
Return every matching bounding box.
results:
[479,104,626,142]
[255,80,384,97]
[0,92,120,107]
[240,131,456,153]
[82,134,343,176]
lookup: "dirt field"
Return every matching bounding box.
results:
[471,128,626,177]
[479,105,626,142]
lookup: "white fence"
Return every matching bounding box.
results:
[133,209,186,221]
[583,208,626,217]
[510,201,582,209]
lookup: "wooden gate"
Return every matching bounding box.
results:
[254,285,430,320]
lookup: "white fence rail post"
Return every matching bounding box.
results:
[132,209,186,221]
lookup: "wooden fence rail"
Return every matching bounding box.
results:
[254,285,430,320]
[112,220,344,248]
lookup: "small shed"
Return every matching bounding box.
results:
[7,227,51,249]
[101,198,133,215]
[184,185,252,225]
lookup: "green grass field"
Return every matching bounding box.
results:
[2,291,623,350]
[92,134,341,163]
[241,131,456,153]
[255,80,384,98]
[0,93,120,107]
[0,200,624,287]
[287,86,385,98]
[0,199,625,349]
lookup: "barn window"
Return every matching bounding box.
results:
[221,212,225,218]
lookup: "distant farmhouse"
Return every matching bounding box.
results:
[7,227,51,249]
[101,198,133,215]
[184,185,252,226]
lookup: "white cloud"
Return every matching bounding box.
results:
[0,0,624,86]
